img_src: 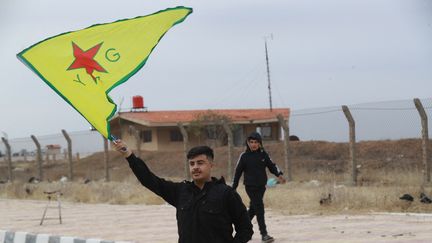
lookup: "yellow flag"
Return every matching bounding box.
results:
[17,6,192,139]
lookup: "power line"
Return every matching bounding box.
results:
[291,108,342,117]
[207,60,264,108]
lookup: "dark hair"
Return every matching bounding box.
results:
[187,146,214,161]
[245,131,265,152]
[247,132,262,143]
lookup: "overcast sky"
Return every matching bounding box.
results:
[1,0,432,139]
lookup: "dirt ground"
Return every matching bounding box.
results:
[2,139,432,242]
[1,199,432,243]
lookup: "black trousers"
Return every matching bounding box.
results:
[245,185,267,236]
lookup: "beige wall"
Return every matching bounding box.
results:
[269,122,280,140]
[156,127,226,151]
[156,127,184,151]
[243,122,280,141]
[118,121,159,151]
[244,124,258,138]
[141,127,158,151]
[113,120,282,152]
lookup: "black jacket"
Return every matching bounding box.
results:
[126,153,253,243]
[232,150,283,190]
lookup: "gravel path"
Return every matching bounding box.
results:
[1,199,432,242]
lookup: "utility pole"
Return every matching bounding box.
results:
[264,36,273,111]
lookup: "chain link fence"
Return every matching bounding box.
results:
[0,98,431,184]
[0,130,104,162]
[290,98,432,142]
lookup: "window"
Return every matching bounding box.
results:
[140,130,152,143]
[170,130,183,142]
[206,126,217,139]
[261,125,272,139]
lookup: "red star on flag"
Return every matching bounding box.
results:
[68,42,106,82]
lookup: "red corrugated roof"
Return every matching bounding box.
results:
[116,108,289,125]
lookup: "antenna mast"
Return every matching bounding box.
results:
[264,36,273,111]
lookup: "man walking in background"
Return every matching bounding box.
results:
[232,132,285,243]
[113,139,253,243]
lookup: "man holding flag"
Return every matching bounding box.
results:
[113,139,253,243]
[19,7,254,242]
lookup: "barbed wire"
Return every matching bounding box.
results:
[291,108,341,117]
[1,98,432,152]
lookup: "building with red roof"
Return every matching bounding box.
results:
[109,108,289,151]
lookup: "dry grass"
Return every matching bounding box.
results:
[0,178,165,205]
[1,139,432,214]
[1,169,432,215]
[256,169,431,215]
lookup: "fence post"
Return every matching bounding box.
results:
[31,135,43,181]
[277,114,292,181]
[129,125,141,158]
[414,98,430,185]
[178,123,190,180]
[61,129,73,181]
[1,137,13,182]
[103,135,110,181]
[342,105,357,186]
[222,120,234,181]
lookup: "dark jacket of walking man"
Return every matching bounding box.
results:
[113,139,253,243]
[232,132,285,243]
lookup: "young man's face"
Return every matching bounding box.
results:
[247,139,260,151]
[189,154,213,182]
